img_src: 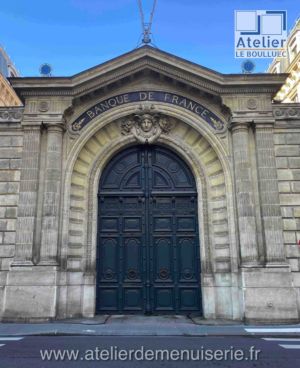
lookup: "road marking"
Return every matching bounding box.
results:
[245,328,300,333]
[263,338,300,342]
[0,337,23,341]
[279,344,300,349]
[0,344,5,347]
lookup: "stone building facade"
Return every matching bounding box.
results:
[0,74,22,107]
[0,46,21,107]
[268,18,300,102]
[0,46,299,322]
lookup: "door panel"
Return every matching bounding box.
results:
[96,145,202,314]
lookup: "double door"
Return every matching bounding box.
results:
[96,145,201,314]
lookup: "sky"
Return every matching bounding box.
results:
[0,0,299,77]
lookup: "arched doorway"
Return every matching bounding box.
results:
[96,145,202,314]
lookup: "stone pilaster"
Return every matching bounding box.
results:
[12,125,42,266]
[231,121,259,266]
[255,122,286,265]
[39,124,64,265]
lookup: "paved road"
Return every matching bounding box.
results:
[1,315,300,336]
[0,336,299,367]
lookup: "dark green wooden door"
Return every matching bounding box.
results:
[96,145,202,314]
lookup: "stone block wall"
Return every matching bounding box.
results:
[0,133,23,270]
[274,129,300,271]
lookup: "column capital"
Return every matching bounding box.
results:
[22,124,42,131]
[43,123,66,133]
[252,118,276,128]
[229,120,251,132]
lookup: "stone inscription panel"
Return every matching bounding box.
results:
[71,91,225,132]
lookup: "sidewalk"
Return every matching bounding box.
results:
[0,315,300,337]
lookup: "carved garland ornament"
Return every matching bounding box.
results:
[121,104,173,144]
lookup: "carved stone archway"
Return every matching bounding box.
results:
[60,102,240,320]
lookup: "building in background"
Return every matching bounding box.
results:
[0,46,19,77]
[0,46,22,106]
[268,18,300,102]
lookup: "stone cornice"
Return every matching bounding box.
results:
[273,103,300,120]
[231,111,274,120]
[22,113,65,125]
[228,112,277,129]
[9,46,287,100]
[0,107,24,122]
